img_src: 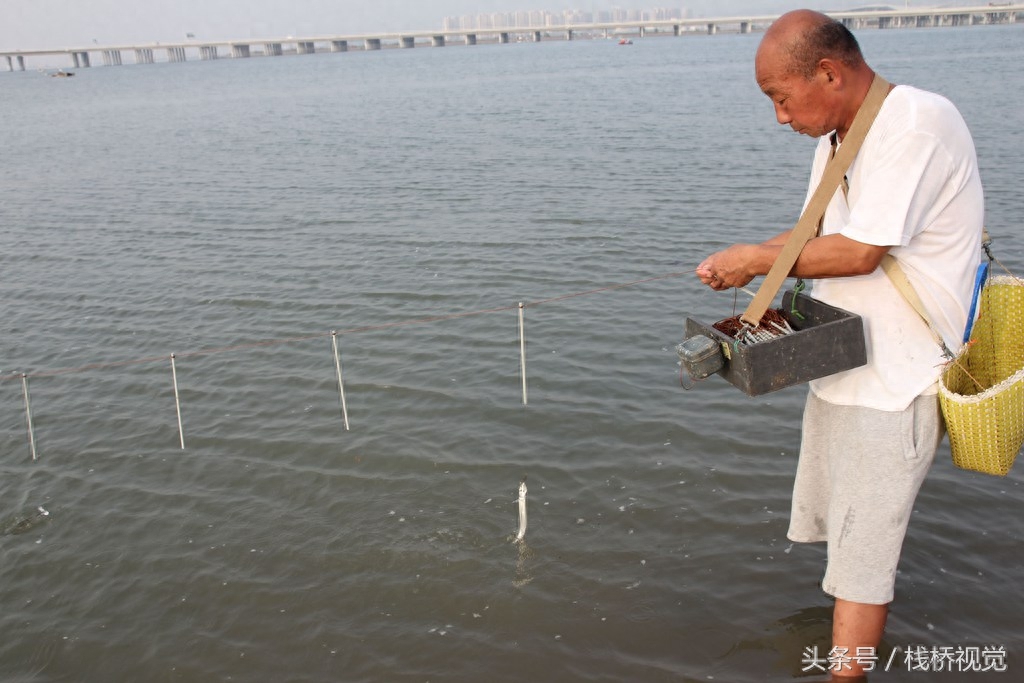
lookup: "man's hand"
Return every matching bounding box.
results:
[696,245,760,291]
[696,235,889,291]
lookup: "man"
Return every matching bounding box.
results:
[696,10,983,680]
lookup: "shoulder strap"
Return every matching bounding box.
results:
[741,74,892,326]
[881,254,953,358]
[884,229,994,356]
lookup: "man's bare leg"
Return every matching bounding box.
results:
[831,598,888,679]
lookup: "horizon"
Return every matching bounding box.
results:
[0,1,955,52]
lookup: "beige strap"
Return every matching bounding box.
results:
[741,74,892,326]
[880,254,949,353]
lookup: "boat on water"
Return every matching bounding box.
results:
[618,38,633,45]
[50,70,75,78]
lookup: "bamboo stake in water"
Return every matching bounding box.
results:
[331,331,350,431]
[170,354,185,449]
[518,302,528,406]
[21,374,38,461]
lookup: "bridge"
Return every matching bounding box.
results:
[3,4,1022,71]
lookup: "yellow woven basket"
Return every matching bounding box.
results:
[939,275,1024,476]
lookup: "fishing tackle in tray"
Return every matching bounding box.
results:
[677,307,796,381]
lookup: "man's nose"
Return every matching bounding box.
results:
[773,103,791,125]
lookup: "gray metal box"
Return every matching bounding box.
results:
[683,291,867,396]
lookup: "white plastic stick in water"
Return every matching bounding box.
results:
[21,374,38,461]
[331,331,350,431]
[170,354,185,449]
[515,477,528,542]
[518,303,528,406]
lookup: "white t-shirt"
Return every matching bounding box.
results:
[804,85,984,411]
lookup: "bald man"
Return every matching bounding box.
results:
[697,10,983,680]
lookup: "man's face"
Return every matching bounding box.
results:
[755,49,835,138]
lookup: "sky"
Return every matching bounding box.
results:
[1,0,914,51]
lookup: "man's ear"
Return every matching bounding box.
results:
[819,59,840,85]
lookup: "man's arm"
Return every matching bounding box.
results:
[696,234,890,291]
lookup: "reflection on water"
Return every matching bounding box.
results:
[513,540,535,589]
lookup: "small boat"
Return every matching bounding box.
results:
[618,38,633,45]
[50,70,75,78]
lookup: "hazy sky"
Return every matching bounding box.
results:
[3,0,899,50]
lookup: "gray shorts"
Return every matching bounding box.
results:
[788,390,943,605]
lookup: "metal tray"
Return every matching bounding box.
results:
[683,291,867,396]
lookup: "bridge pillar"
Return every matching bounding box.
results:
[465,34,477,45]
[499,32,510,44]
[331,40,348,52]
[533,30,542,42]
[199,46,218,60]
[231,44,250,58]
[102,50,123,66]
[134,48,154,64]
[740,21,751,34]
[365,38,381,50]
[879,16,893,29]
[264,43,282,56]
[707,23,718,35]
[297,41,315,54]
[80,51,91,67]
[566,29,573,41]
[4,56,11,71]
[399,36,414,48]
[639,26,646,38]
[71,53,80,68]
[673,24,681,36]
[431,35,445,47]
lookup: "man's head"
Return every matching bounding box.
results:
[755,10,872,139]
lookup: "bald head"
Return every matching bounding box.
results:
[759,10,866,80]
[754,10,877,139]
